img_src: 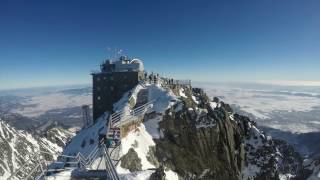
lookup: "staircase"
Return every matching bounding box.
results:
[8,142,120,180]
[9,85,155,180]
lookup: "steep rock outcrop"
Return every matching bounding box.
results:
[121,148,142,172]
[151,86,307,180]
[108,83,310,180]
[154,87,245,179]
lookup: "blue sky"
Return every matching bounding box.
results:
[0,0,319,90]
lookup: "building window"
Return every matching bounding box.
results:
[97,96,101,100]
[110,86,114,91]
[103,77,107,80]
[110,76,114,81]
[97,77,100,81]
[97,87,101,91]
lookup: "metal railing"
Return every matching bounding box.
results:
[8,142,120,180]
[102,144,120,180]
[110,100,154,127]
[9,82,158,180]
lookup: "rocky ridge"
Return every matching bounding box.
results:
[0,119,74,179]
[119,84,313,179]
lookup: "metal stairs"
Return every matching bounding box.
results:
[8,83,155,180]
[8,142,120,180]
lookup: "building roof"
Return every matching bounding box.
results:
[99,56,144,73]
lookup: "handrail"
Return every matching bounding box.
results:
[111,100,153,118]
[8,144,104,180]
[9,87,155,180]
[110,100,154,127]
[8,150,59,180]
[102,145,120,180]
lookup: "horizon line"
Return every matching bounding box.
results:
[1,80,320,92]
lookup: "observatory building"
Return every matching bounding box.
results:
[92,56,145,121]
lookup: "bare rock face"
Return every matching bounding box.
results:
[149,165,166,180]
[303,157,320,180]
[151,86,307,180]
[154,87,245,179]
[120,148,142,172]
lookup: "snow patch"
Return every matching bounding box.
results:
[179,88,187,98]
[120,123,155,170]
[62,114,108,156]
[192,95,199,104]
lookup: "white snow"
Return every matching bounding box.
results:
[62,114,108,156]
[44,82,179,180]
[46,170,73,180]
[91,156,107,170]
[210,102,217,109]
[148,84,177,114]
[179,88,187,98]
[192,95,199,104]
[116,122,157,180]
[116,83,179,180]
[0,119,70,179]
[118,170,155,180]
[119,123,156,170]
[241,123,265,179]
[164,169,179,180]
[113,84,144,112]
[144,116,163,139]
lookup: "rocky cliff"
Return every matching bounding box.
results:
[117,84,312,180]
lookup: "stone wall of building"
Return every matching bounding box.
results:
[92,71,144,121]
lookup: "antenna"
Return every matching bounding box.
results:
[106,47,112,59]
[114,47,117,59]
[117,49,123,56]
[106,47,124,60]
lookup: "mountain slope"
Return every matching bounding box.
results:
[0,119,74,179]
[116,84,312,179]
[41,82,319,180]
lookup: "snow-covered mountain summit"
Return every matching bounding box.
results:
[41,79,319,180]
[3,79,320,180]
